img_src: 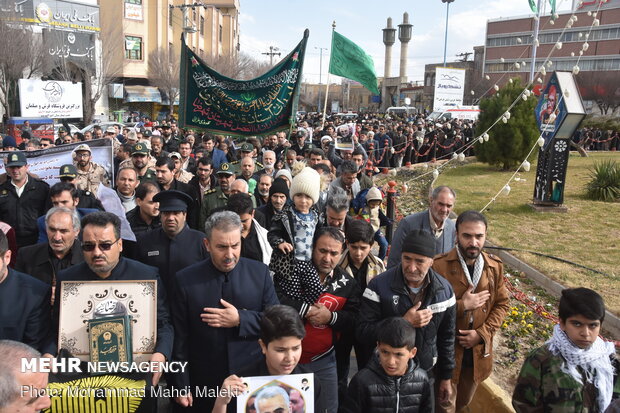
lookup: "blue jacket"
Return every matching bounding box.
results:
[52,257,174,359]
[357,266,456,380]
[0,269,51,352]
[387,209,456,269]
[207,148,227,170]
[171,257,279,405]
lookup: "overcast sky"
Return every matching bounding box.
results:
[238,0,573,84]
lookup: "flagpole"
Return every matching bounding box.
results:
[321,21,336,129]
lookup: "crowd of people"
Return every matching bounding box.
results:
[0,113,619,413]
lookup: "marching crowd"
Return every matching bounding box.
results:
[0,112,619,413]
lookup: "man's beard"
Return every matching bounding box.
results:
[458,242,481,260]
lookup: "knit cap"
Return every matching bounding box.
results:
[289,167,320,204]
[269,177,290,199]
[366,187,383,202]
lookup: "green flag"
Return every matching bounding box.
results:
[549,0,556,13]
[329,31,379,95]
[179,30,308,136]
[528,0,538,13]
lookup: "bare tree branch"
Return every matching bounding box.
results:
[148,46,180,118]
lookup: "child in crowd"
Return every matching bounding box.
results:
[342,317,432,413]
[268,167,324,307]
[513,287,620,412]
[336,219,386,406]
[350,186,391,260]
[212,305,325,413]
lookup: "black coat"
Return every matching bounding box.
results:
[187,174,217,208]
[126,206,161,235]
[52,258,174,359]
[133,226,208,296]
[171,257,279,412]
[158,179,199,229]
[15,241,84,286]
[342,354,431,413]
[0,176,49,247]
[0,269,52,352]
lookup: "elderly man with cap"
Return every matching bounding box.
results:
[357,229,456,411]
[257,177,289,230]
[72,143,110,196]
[103,125,122,151]
[128,142,157,183]
[0,152,49,247]
[134,190,208,296]
[57,164,104,210]
[199,162,236,227]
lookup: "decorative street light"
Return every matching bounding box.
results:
[441,0,455,67]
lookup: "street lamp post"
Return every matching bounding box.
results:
[442,0,455,67]
[315,46,327,112]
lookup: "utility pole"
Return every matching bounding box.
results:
[456,52,472,62]
[315,46,327,112]
[441,0,455,67]
[262,46,281,66]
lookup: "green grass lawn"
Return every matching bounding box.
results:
[435,152,620,314]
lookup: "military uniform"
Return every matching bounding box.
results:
[513,345,620,412]
[119,156,156,172]
[74,161,110,195]
[199,187,228,228]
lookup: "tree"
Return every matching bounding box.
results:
[148,46,180,119]
[203,52,271,80]
[576,72,620,116]
[475,78,539,170]
[0,18,51,118]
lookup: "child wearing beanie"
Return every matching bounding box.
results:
[268,167,324,308]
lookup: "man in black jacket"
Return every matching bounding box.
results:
[126,182,161,235]
[357,229,456,412]
[0,152,49,247]
[133,190,208,297]
[155,156,199,229]
[15,207,84,296]
[51,212,173,386]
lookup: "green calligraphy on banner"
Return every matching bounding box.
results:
[179,30,309,136]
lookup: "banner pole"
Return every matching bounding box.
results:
[321,21,336,129]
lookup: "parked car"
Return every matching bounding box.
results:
[54,123,80,140]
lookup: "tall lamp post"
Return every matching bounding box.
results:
[441,0,455,67]
[315,46,327,112]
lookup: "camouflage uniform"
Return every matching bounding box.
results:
[199,187,228,229]
[513,345,620,412]
[74,162,110,195]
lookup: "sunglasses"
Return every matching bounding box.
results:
[81,238,120,252]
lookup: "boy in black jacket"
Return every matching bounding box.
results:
[343,317,431,413]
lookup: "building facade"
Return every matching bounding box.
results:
[100,0,239,121]
[483,0,620,111]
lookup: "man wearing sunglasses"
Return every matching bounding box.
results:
[51,212,173,386]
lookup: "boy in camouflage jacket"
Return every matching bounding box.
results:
[512,288,620,412]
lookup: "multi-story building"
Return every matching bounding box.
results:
[483,0,620,111]
[100,0,239,121]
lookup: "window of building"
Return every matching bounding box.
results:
[200,16,204,36]
[193,9,197,21]
[200,49,204,57]
[125,36,142,60]
[125,0,141,4]
[169,6,173,27]
[219,24,223,43]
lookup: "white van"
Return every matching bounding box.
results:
[386,106,418,117]
[428,106,480,122]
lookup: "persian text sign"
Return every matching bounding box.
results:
[19,78,83,118]
[433,67,465,111]
[179,31,308,136]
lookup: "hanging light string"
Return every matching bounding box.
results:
[478,0,604,212]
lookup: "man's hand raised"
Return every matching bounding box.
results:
[461,286,490,311]
[403,302,433,328]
